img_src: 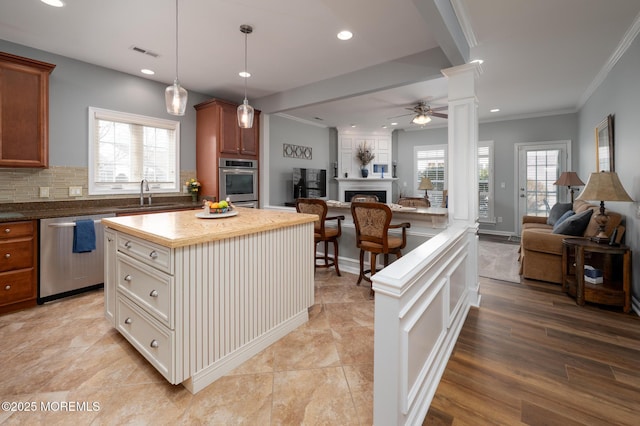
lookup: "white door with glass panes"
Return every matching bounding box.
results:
[515,141,570,234]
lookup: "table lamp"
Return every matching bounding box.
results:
[575,171,633,243]
[554,171,584,203]
[418,177,434,207]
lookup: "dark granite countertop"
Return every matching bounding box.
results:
[0,196,202,223]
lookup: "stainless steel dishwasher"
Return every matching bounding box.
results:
[38,213,115,304]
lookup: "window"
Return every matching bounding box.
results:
[478,141,494,222]
[88,107,180,195]
[414,145,446,207]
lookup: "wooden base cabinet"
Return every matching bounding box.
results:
[195,98,260,199]
[0,52,55,168]
[0,220,37,314]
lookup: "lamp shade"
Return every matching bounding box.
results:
[418,177,434,190]
[412,114,431,125]
[575,171,633,202]
[554,171,584,187]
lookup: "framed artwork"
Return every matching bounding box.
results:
[595,114,614,172]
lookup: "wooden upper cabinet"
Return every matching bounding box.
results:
[239,110,260,157]
[218,101,241,155]
[0,52,56,168]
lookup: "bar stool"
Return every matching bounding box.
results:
[351,202,410,294]
[296,198,345,275]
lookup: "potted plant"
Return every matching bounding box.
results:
[355,142,375,178]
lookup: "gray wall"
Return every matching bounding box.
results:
[268,115,333,206]
[395,113,579,233]
[577,35,640,303]
[0,39,210,170]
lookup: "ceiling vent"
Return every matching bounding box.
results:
[130,46,159,58]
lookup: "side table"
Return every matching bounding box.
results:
[562,238,631,313]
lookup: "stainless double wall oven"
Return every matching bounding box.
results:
[218,158,258,207]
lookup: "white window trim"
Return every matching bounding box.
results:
[88,107,181,196]
[478,140,495,224]
[413,144,447,206]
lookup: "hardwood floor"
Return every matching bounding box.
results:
[424,276,640,425]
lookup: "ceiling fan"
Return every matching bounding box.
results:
[389,102,448,125]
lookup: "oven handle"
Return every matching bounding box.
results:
[219,167,257,172]
[48,220,103,228]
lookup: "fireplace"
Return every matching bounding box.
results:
[345,190,387,203]
[337,177,394,203]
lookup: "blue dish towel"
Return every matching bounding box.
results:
[73,219,96,253]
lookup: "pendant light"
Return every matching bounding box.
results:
[237,24,254,128]
[165,0,188,116]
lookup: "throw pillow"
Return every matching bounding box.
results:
[552,209,593,236]
[547,202,573,226]
[552,210,575,231]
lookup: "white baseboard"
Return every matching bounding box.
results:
[477,229,515,237]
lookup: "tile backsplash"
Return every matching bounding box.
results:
[0,166,196,203]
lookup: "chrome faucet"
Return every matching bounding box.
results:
[140,179,151,206]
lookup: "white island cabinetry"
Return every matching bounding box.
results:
[103,208,316,394]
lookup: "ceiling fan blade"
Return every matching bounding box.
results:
[387,112,414,119]
[430,112,448,119]
[430,106,448,112]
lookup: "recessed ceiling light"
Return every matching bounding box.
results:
[470,59,484,65]
[350,124,357,128]
[490,108,500,113]
[337,30,353,41]
[41,0,64,7]
[239,71,251,78]
[141,69,155,75]
[381,125,388,129]
[391,122,398,126]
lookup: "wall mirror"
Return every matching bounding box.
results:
[595,114,614,172]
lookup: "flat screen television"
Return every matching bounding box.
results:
[293,168,327,199]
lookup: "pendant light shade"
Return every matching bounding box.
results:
[166,0,187,116]
[237,24,254,128]
[166,79,187,116]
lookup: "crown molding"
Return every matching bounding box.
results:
[274,113,328,128]
[450,0,477,48]
[578,11,640,108]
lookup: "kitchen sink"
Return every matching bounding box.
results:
[0,212,25,219]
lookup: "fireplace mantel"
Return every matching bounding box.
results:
[335,177,397,202]
[334,177,398,182]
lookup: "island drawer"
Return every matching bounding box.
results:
[0,269,36,305]
[1,221,34,240]
[0,238,34,272]
[117,233,172,274]
[116,294,175,384]
[117,252,174,328]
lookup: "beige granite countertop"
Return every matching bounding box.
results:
[102,207,317,248]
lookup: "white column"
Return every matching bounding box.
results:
[442,63,481,308]
[442,63,480,224]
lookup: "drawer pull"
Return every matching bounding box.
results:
[4,253,9,259]
[4,228,9,234]
[124,274,132,282]
[124,317,133,324]
[149,290,159,298]
[4,285,10,291]
[150,340,159,348]
[149,250,158,259]
[124,241,132,248]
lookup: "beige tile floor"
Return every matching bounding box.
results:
[0,269,374,425]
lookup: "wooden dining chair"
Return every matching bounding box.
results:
[351,202,410,294]
[296,198,345,276]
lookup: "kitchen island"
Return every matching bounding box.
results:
[102,207,316,394]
